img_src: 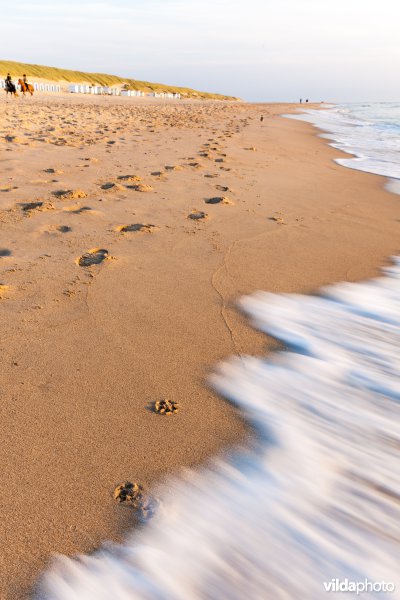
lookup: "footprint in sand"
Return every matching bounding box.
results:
[20,201,44,212]
[165,165,184,172]
[63,205,93,214]
[77,248,109,267]
[100,182,123,191]
[116,223,158,233]
[205,196,233,205]
[117,175,142,183]
[53,189,87,200]
[270,215,286,225]
[215,185,229,192]
[0,249,12,257]
[204,173,220,179]
[188,211,208,220]
[46,225,72,234]
[43,168,64,175]
[126,184,153,193]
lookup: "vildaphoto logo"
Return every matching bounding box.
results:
[323,579,395,595]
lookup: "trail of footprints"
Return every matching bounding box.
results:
[0,110,258,307]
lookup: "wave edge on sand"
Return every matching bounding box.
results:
[38,259,400,599]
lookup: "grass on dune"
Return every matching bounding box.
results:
[0,60,240,101]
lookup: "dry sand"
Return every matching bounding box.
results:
[0,93,399,598]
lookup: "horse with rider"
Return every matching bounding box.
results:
[4,73,34,97]
[4,73,18,97]
[19,74,34,96]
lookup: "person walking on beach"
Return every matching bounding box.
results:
[300,98,302,103]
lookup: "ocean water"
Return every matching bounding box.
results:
[288,103,400,194]
[38,259,400,599]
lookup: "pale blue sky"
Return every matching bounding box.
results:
[2,0,399,101]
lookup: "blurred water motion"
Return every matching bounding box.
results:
[39,260,400,599]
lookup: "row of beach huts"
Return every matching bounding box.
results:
[68,84,181,99]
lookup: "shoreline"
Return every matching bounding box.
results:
[0,95,399,598]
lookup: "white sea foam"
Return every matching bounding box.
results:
[38,259,400,599]
[288,103,400,193]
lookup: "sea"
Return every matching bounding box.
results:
[288,102,400,194]
[38,104,400,599]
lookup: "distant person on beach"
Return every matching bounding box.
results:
[22,74,29,87]
[306,99,309,103]
[5,73,12,86]
[300,98,302,103]
[260,115,264,122]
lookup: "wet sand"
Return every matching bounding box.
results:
[0,94,399,598]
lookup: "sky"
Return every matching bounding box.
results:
[1,0,399,102]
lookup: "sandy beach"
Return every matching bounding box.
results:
[1,94,399,598]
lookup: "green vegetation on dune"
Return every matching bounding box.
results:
[0,60,239,100]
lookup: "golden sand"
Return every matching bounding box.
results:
[1,93,399,598]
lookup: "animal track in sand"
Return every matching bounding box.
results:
[205,196,233,205]
[154,398,180,415]
[113,482,144,506]
[215,185,229,192]
[116,223,158,233]
[77,248,109,267]
[53,189,87,200]
[188,210,208,220]
[204,173,220,178]
[112,482,156,520]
